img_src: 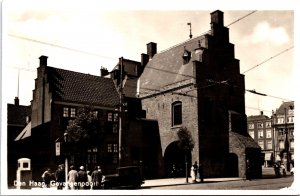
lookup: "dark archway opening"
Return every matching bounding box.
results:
[225,153,238,177]
[164,141,191,178]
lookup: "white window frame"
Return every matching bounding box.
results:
[258,130,264,139]
[266,129,272,138]
[63,107,69,117]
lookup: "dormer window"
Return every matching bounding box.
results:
[182,46,191,64]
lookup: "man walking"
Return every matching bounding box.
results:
[91,166,102,189]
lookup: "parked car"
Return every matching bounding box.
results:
[102,166,144,189]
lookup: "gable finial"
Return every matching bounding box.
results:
[187,22,192,39]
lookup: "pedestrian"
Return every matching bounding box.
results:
[274,162,281,178]
[42,168,52,188]
[86,171,92,189]
[171,164,177,178]
[198,163,204,182]
[55,164,65,190]
[245,159,251,180]
[91,166,102,189]
[68,165,78,190]
[281,164,286,177]
[77,166,88,190]
[192,161,198,182]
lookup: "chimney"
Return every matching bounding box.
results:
[210,10,224,26]
[141,53,149,67]
[100,67,109,77]
[39,55,48,67]
[260,111,263,115]
[14,97,19,106]
[147,42,157,59]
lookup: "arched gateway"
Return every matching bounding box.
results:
[164,141,192,178]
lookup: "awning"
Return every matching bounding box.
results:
[15,122,31,141]
[265,153,272,161]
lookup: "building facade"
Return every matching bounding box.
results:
[273,101,294,170]
[247,101,294,169]
[7,97,31,186]
[247,112,274,167]
[13,55,161,182]
[139,10,261,178]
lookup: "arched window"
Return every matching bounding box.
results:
[172,101,182,126]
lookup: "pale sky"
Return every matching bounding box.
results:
[1,0,299,117]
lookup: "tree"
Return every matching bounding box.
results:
[66,105,100,148]
[177,127,195,183]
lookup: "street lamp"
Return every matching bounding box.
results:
[63,132,69,189]
[284,108,290,172]
[271,111,276,165]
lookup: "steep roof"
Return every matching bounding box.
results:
[47,67,120,107]
[230,131,261,149]
[247,114,270,121]
[276,101,294,115]
[139,35,206,93]
[7,104,31,126]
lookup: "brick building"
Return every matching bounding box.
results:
[7,97,31,186]
[273,101,294,169]
[247,112,274,167]
[139,10,262,178]
[13,55,161,183]
[247,101,294,169]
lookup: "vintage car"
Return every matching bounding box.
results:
[102,166,144,189]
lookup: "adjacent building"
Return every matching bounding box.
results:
[247,101,294,168]
[7,97,31,186]
[247,112,274,167]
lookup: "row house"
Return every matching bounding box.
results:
[273,101,294,169]
[247,101,294,168]
[247,112,274,167]
[139,10,261,178]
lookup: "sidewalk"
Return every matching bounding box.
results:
[141,177,241,188]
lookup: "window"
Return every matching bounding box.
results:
[277,117,284,124]
[266,140,272,149]
[108,112,118,122]
[70,108,76,118]
[114,113,119,122]
[108,112,113,121]
[288,116,294,123]
[258,130,264,139]
[113,154,118,164]
[113,144,118,153]
[290,129,294,137]
[63,107,69,117]
[279,140,284,149]
[257,123,263,128]
[182,48,191,64]
[266,122,271,128]
[249,131,254,139]
[107,144,112,153]
[290,140,294,149]
[248,123,254,129]
[266,129,272,138]
[172,101,182,126]
[93,111,98,118]
[258,140,264,149]
[113,124,118,133]
[279,129,285,136]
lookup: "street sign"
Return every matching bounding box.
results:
[55,142,60,156]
